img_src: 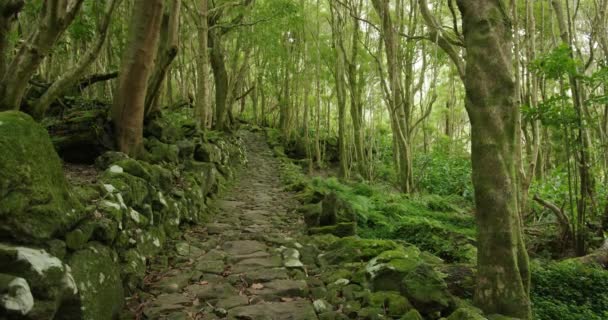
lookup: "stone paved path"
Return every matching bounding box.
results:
[138,131,318,320]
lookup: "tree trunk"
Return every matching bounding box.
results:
[195,0,209,129]
[371,0,412,193]
[0,0,85,110]
[32,0,121,119]
[457,0,532,318]
[210,31,229,131]
[111,0,164,156]
[144,0,181,116]
[0,0,24,78]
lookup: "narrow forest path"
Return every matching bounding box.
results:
[137,131,318,319]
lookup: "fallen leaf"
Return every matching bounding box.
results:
[199,281,209,285]
[250,283,264,290]
[280,297,294,302]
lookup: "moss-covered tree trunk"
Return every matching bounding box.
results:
[457,0,532,318]
[111,0,164,156]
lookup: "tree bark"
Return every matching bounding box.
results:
[111,0,164,156]
[145,0,181,116]
[457,0,532,318]
[194,0,209,129]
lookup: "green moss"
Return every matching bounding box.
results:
[367,291,413,317]
[400,309,424,320]
[69,244,124,320]
[401,264,452,315]
[309,222,357,237]
[447,307,487,320]
[320,237,401,265]
[0,111,83,242]
[100,170,150,207]
[143,138,179,164]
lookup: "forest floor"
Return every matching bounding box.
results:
[132,131,319,319]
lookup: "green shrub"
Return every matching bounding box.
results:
[532,260,608,320]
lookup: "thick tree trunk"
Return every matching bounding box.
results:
[32,0,121,119]
[0,0,85,110]
[145,0,181,116]
[111,0,164,156]
[457,0,532,318]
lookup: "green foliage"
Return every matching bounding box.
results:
[530,44,579,79]
[280,161,476,263]
[531,260,608,320]
[413,137,472,198]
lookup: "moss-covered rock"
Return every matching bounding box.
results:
[69,243,123,320]
[320,192,357,226]
[400,309,424,320]
[99,170,150,208]
[0,243,79,319]
[0,111,83,243]
[145,139,180,164]
[194,143,222,163]
[447,307,487,320]
[364,246,452,316]
[366,291,413,317]
[309,222,357,237]
[319,237,401,265]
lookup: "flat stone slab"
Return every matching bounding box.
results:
[151,272,195,293]
[206,223,232,235]
[222,240,268,256]
[227,300,317,320]
[228,250,271,263]
[143,293,192,318]
[185,283,238,301]
[240,268,290,283]
[232,256,283,273]
[248,279,308,300]
[195,260,225,274]
[216,295,250,310]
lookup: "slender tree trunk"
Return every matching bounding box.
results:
[144,0,181,116]
[372,0,411,193]
[195,0,209,129]
[0,0,85,110]
[457,1,532,318]
[210,31,229,131]
[111,0,164,156]
[33,0,121,118]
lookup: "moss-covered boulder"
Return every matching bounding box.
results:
[365,247,453,316]
[194,142,222,163]
[68,243,123,320]
[320,192,357,226]
[0,111,83,242]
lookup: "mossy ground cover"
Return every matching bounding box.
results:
[267,128,608,320]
